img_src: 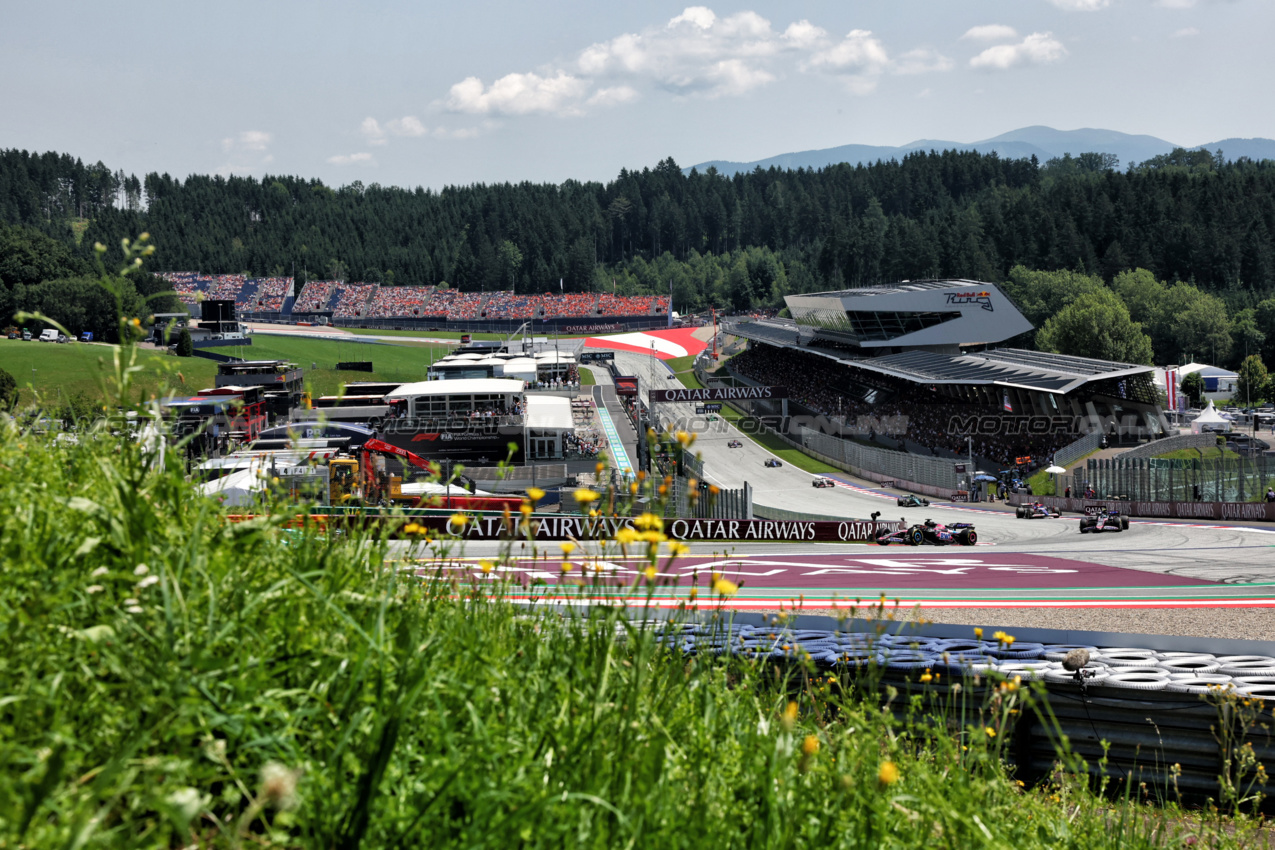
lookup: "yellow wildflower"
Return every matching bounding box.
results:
[574,488,601,503]
[629,481,639,495]
[634,512,663,531]
[560,541,576,555]
[713,577,739,596]
[878,762,899,786]
[450,513,468,527]
[675,430,691,447]
[708,484,720,496]
[644,566,657,581]
[479,559,495,574]
[403,522,421,535]
[919,669,933,684]
[560,561,573,573]
[782,701,798,729]
[985,727,997,738]
[615,528,640,545]
[527,487,545,503]
[802,735,819,756]
[973,627,983,639]
[667,541,690,556]
[519,502,533,517]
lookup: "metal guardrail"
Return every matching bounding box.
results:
[798,427,961,490]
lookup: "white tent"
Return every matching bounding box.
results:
[197,466,263,506]
[1190,400,1231,434]
[498,357,538,382]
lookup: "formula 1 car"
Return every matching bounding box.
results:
[812,477,836,488]
[764,458,782,468]
[875,518,977,546]
[1079,508,1129,533]
[897,494,930,507]
[727,440,743,448]
[1016,502,1062,519]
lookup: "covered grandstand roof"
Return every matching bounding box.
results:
[729,318,1152,395]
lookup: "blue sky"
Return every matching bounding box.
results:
[1,0,1267,189]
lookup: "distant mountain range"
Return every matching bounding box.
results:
[689,126,1275,176]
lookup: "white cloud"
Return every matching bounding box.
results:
[1157,0,1197,6]
[587,86,640,107]
[1171,26,1200,36]
[387,116,428,137]
[782,20,826,49]
[361,117,386,146]
[221,130,271,154]
[327,152,374,166]
[1048,0,1111,9]
[894,48,953,75]
[447,71,590,116]
[970,32,1067,69]
[218,130,273,175]
[961,24,1019,42]
[436,7,954,119]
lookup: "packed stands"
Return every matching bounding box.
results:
[730,345,1076,470]
[162,275,676,322]
[333,284,379,318]
[368,285,432,317]
[292,281,334,312]
[596,293,668,316]
[243,278,291,312]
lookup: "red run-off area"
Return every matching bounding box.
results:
[413,552,1213,591]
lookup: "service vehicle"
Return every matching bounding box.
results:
[38,329,58,342]
[875,519,977,546]
[896,494,930,507]
[1016,502,1062,519]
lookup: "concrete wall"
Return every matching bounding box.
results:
[1117,432,1222,460]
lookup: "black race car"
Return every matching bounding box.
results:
[812,477,836,488]
[897,494,930,507]
[1016,502,1062,519]
[1079,508,1129,533]
[727,440,743,448]
[764,458,782,468]
[875,518,977,546]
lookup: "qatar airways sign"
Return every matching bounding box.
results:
[649,386,788,404]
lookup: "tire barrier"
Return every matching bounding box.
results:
[638,625,1275,696]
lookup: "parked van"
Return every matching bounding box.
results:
[38,329,58,342]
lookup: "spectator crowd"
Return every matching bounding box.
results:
[730,345,1077,471]
[163,275,673,322]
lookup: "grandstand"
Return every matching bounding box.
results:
[159,274,675,330]
[727,280,1162,473]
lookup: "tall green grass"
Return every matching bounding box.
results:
[0,421,1264,847]
[1,241,1264,847]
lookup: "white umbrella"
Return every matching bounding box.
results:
[1046,465,1067,474]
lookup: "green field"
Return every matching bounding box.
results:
[0,339,218,409]
[1156,446,1240,460]
[0,334,456,407]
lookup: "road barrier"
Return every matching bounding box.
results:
[1008,491,1275,522]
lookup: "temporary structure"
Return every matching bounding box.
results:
[1189,401,1230,434]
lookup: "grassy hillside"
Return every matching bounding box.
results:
[0,339,218,409]
[0,334,457,407]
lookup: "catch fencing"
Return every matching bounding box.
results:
[1085,455,1275,503]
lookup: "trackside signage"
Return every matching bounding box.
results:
[406,515,901,542]
[649,386,788,403]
